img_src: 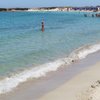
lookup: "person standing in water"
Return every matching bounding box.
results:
[41,19,44,32]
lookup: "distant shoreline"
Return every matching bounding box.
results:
[0,6,100,12]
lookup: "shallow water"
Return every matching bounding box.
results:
[0,11,100,75]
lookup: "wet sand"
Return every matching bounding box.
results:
[0,51,100,100]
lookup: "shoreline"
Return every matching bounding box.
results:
[27,9,100,12]
[0,43,100,94]
[0,50,100,100]
[0,7,100,12]
[39,57,100,100]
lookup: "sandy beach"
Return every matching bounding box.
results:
[38,52,100,100]
[0,50,100,100]
[39,60,100,100]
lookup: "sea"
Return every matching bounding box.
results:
[0,11,100,94]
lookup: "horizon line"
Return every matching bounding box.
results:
[0,5,100,9]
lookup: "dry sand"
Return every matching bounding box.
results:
[38,62,100,100]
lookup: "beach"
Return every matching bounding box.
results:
[0,11,100,99]
[0,50,100,100]
[1,0,100,99]
[39,52,100,100]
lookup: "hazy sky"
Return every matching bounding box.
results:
[0,0,100,8]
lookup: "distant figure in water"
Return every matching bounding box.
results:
[92,14,94,17]
[41,19,44,32]
[95,13,100,17]
[84,14,87,17]
[95,14,98,17]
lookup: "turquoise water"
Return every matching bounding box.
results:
[0,11,100,94]
[0,11,100,76]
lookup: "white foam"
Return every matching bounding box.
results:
[77,43,100,59]
[0,43,100,94]
[0,60,67,94]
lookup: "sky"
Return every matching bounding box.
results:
[0,0,100,8]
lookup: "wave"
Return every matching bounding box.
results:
[0,43,100,94]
